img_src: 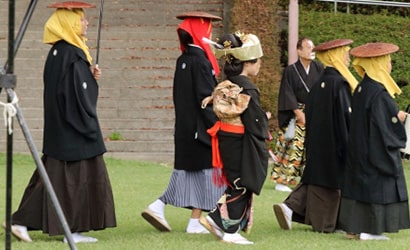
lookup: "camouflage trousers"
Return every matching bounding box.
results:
[270,122,306,187]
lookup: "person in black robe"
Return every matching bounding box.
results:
[273,39,358,233]
[271,37,324,192]
[8,2,116,243]
[200,32,270,245]
[141,11,225,234]
[337,42,410,240]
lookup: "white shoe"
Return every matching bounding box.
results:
[273,203,293,230]
[9,224,32,242]
[199,216,223,239]
[275,184,292,192]
[222,232,253,245]
[63,233,98,243]
[359,233,390,240]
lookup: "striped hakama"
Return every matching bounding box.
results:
[159,168,225,211]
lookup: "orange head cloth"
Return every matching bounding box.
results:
[177,17,220,76]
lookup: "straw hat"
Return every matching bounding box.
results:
[176,11,222,21]
[47,1,96,8]
[313,39,353,52]
[350,42,399,57]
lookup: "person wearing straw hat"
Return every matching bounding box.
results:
[271,37,324,192]
[7,1,116,243]
[337,42,410,240]
[200,32,270,245]
[141,11,226,234]
[273,38,357,233]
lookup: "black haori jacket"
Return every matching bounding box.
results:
[342,75,408,204]
[173,45,218,171]
[42,41,106,161]
[227,75,269,195]
[301,67,352,189]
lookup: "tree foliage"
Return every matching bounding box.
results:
[228,0,410,133]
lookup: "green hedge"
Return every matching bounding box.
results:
[228,1,410,131]
[298,6,410,109]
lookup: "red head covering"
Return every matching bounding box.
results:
[178,18,220,76]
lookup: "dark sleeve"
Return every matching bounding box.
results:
[277,66,299,112]
[368,92,406,176]
[242,89,269,140]
[193,59,218,128]
[57,60,100,140]
[333,81,351,161]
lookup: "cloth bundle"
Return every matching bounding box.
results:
[202,80,250,125]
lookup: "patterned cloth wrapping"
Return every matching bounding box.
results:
[202,80,250,125]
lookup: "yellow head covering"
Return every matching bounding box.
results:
[352,54,401,97]
[43,8,92,64]
[316,46,358,91]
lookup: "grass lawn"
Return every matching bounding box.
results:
[0,153,410,249]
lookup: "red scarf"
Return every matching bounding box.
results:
[177,18,220,76]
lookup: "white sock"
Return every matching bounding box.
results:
[14,225,31,241]
[148,199,166,218]
[360,233,390,240]
[283,203,293,218]
[187,218,200,228]
[64,232,98,243]
[14,225,28,234]
[186,218,208,233]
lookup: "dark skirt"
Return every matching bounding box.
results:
[208,131,254,233]
[285,183,341,233]
[12,155,116,236]
[337,197,410,235]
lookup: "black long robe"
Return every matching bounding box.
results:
[225,75,269,195]
[173,45,218,171]
[283,67,352,233]
[208,75,269,233]
[342,75,408,204]
[43,40,106,161]
[338,74,410,234]
[277,60,324,128]
[12,41,116,236]
[301,67,352,188]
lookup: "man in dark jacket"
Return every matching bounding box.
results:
[338,42,410,240]
[9,2,116,243]
[271,37,324,192]
[273,38,358,233]
[141,11,225,234]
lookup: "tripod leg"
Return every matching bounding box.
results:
[6,88,77,250]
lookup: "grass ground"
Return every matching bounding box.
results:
[0,153,410,249]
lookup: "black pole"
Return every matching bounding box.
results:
[2,0,76,248]
[2,0,38,74]
[6,89,77,250]
[95,0,105,65]
[5,0,15,248]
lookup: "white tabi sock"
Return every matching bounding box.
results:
[148,199,166,219]
[186,218,209,234]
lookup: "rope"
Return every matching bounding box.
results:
[0,94,18,134]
